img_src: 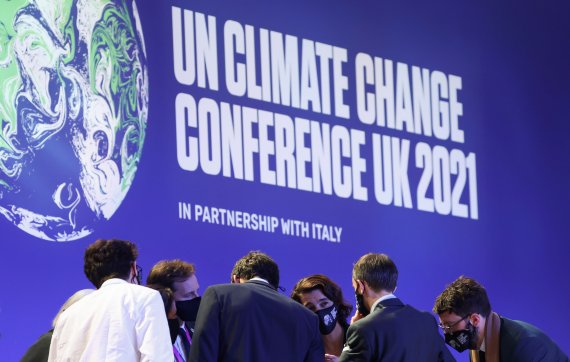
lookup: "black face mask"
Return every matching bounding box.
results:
[176,297,202,322]
[167,319,179,344]
[355,292,369,316]
[316,305,338,335]
[445,322,477,352]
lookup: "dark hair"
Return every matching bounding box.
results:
[84,239,138,288]
[353,253,398,292]
[147,284,175,316]
[291,274,353,329]
[146,260,196,291]
[433,276,491,318]
[232,251,279,289]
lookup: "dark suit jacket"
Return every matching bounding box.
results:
[188,280,324,362]
[475,317,569,362]
[339,298,455,362]
[20,330,53,362]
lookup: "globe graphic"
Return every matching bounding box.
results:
[0,0,148,241]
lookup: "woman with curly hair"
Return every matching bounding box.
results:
[291,274,353,358]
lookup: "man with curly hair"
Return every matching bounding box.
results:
[48,239,172,361]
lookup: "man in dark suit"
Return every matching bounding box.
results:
[189,251,324,362]
[339,253,454,362]
[434,276,569,362]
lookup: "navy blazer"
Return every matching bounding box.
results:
[189,280,324,362]
[475,317,569,362]
[339,297,455,362]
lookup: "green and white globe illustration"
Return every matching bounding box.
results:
[0,0,148,241]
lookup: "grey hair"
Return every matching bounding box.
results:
[52,289,95,328]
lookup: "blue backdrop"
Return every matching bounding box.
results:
[1,0,569,360]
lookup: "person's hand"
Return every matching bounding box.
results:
[324,354,339,362]
[350,310,366,324]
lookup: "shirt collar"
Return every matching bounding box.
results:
[370,293,397,312]
[100,278,128,288]
[249,277,269,284]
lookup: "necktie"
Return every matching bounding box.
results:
[179,326,192,358]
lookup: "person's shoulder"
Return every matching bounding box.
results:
[206,283,240,292]
[501,317,546,339]
[501,316,568,361]
[283,294,316,313]
[201,283,243,299]
[403,303,439,322]
[123,283,164,304]
[348,311,383,333]
[130,282,160,295]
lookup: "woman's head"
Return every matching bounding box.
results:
[291,274,352,328]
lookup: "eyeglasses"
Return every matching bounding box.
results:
[135,265,143,285]
[438,315,470,333]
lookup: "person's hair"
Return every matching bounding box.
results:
[147,284,175,316]
[84,239,138,288]
[352,253,398,292]
[146,260,196,291]
[232,251,279,289]
[52,289,95,328]
[433,276,492,318]
[291,274,353,329]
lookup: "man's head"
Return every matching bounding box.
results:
[84,239,139,288]
[147,260,200,322]
[352,253,398,292]
[231,251,279,289]
[351,253,398,313]
[433,276,491,351]
[146,260,199,301]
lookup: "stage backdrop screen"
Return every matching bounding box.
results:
[1,0,569,360]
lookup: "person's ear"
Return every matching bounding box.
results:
[129,263,136,284]
[470,313,483,327]
[355,279,365,294]
[231,275,240,284]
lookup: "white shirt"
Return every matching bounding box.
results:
[249,277,270,284]
[370,293,397,312]
[48,279,172,362]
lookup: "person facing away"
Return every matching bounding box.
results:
[48,239,172,361]
[189,251,324,362]
[20,289,94,362]
[434,276,569,362]
[147,259,201,361]
[291,274,353,359]
[339,253,455,362]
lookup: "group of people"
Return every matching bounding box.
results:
[23,238,568,361]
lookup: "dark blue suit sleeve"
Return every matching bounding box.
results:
[188,287,220,362]
[305,314,325,362]
[338,324,372,362]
